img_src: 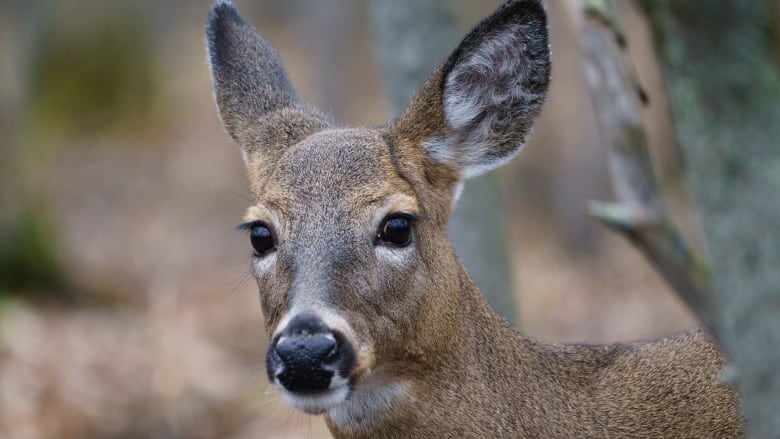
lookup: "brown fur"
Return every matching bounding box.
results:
[205,1,744,437]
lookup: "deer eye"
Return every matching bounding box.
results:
[250,224,275,256]
[377,214,414,247]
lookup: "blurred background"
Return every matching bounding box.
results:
[0,1,698,437]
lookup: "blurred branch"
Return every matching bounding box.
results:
[563,0,718,332]
[370,0,517,324]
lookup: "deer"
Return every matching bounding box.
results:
[205,0,744,437]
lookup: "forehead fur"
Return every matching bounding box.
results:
[254,128,415,213]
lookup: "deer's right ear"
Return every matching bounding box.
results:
[391,0,550,182]
[206,1,326,167]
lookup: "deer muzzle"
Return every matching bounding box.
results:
[266,313,357,412]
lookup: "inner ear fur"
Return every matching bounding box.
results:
[391,0,551,180]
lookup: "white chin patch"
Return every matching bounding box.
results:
[278,382,350,415]
[327,380,409,432]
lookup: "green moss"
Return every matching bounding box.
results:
[0,204,65,295]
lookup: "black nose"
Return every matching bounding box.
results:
[276,333,336,364]
[266,313,355,394]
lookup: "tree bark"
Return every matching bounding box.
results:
[370,0,517,324]
[635,2,780,436]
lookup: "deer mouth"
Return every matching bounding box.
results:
[277,377,352,415]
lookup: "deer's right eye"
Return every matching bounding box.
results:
[377,214,415,247]
[250,224,275,256]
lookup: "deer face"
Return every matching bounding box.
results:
[244,128,454,413]
[206,0,549,419]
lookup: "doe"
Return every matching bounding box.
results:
[205,1,743,437]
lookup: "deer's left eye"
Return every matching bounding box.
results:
[377,214,414,247]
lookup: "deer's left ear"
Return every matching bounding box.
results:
[394,0,551,179]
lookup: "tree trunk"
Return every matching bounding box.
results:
[370,0,517,324]
[637,1,780,436]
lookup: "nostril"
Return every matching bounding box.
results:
[323,343,339,363]
[331,329,356,378]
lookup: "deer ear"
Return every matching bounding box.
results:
[395,0,551,180]
[206,1,326,166]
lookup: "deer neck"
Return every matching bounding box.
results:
[325,261,540,438]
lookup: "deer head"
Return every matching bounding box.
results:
[206,0,549,423]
